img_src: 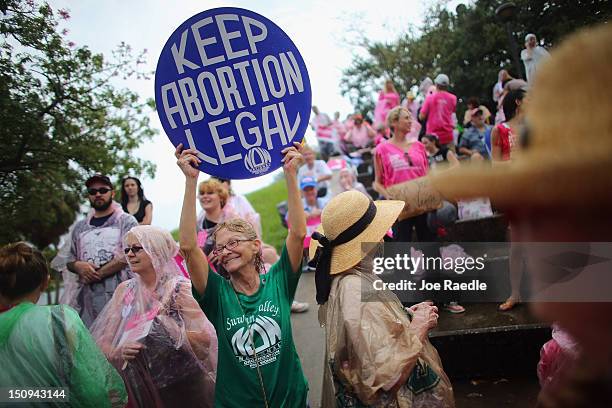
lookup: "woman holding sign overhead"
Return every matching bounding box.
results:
[177,142,309,407]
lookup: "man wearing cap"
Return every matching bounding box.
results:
[57,174,138,327]
[521,33,550,83]
[419,74,457,149]
[458,109,492,159]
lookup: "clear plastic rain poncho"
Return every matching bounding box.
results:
[320,268,455,408]
[90,225,217,408]
[51,202,138,327]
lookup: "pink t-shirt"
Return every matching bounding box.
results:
[347,124,373,148]
[376,141,429,188]
[420,91,457,145]
[374,91,400,126]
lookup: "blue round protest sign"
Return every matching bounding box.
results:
[155,7,312,179]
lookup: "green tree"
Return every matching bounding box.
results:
[341,0,611,117]
[0,0,157,249]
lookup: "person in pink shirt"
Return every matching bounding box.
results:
[374,80,400,127]
[374,106,434,242]
[343,113,376,151]
[401,91,419,120]
[419,74,457,149]
[310,105,335,160]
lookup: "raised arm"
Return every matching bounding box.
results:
[176,144,209,295]
[283,142,307,272]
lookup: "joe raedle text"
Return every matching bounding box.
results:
[373,279,488,292]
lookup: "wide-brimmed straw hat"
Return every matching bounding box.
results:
[309,190,404,275]
[431,24,612,213]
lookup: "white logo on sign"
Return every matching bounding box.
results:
[231,315,282,368]
[244,147,271,175]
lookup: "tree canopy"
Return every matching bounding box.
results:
[341,0,611,115]
[0,1,157,249]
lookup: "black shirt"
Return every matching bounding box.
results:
[428,146,450,167]
[202,218,229,279]
[89,213,112,227]
[122,199,152,223]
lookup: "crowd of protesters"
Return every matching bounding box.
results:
[2,25,611,408]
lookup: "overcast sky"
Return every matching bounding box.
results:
[49,0,463,231]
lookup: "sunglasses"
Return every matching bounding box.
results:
[88,187,112,195]
[212,239,252,257]
[404,151,414,167]
[124,245,144,255]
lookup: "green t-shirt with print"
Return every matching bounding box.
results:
[193,244,308,407]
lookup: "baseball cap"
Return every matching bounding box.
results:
[434,74,450,86]
[470,108,484,116]
[85,173,113,188]
[300,177,317,190]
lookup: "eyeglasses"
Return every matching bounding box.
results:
[212,239,252,256]
[124,245,144,255]
[88,187,112,195]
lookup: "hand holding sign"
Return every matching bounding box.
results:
[281,142,305,176]
[156,7,311,179]
[175,143,202,180]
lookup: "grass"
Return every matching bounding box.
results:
[246,180,287,251]
[171,180,288,251]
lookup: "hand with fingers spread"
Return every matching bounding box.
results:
[175,143,202,180]
[409,301,439,341]
[281,141,305,176]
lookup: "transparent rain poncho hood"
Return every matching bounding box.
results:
[90,225,217,408]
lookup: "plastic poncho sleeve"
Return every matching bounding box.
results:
[174,279,218,374]
[61,305,127,408]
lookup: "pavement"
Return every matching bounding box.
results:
[291,271,324,407]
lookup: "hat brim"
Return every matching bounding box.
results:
[429,151,612,212]
[309,200,405,275]
[86,176,113,188]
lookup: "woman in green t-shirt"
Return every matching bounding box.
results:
[176,142,309,408]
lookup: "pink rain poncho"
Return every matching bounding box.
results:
[90,225,217,408]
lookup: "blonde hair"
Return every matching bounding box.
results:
[212,218,265,273]
[198,179,229,208]
[386,106,411,130]
[384,80,396,93]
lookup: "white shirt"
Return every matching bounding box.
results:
[297,160,332,191]
[521,46,550,83]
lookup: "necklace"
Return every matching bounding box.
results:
[230,282,269,408]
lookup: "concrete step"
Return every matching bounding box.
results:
[430,303,549,380]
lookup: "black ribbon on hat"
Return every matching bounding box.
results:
[310,200,377,304]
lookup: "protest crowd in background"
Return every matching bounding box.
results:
[1,12,612,408]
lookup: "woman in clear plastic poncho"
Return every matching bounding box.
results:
[90,225,217,408]
[309,191,455,407]
[0,242,127,408]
